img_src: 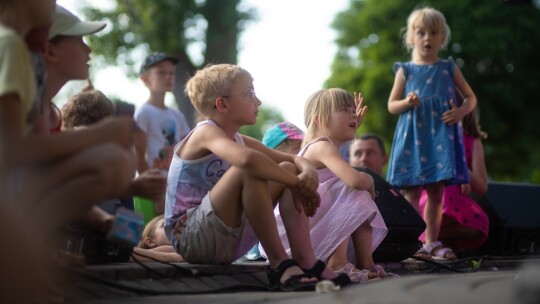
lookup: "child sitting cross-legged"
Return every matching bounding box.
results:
[265,89,396,283]
[165,64,351,291]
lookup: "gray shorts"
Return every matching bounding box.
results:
[172,193,257,264]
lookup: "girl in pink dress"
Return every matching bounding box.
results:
[266,88,393,282]
[419,108,489,252]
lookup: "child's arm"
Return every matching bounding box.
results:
[0,95,135,166]
[244,136,320,215]
[121,169,167,202]
[388,68,420,115]
[243,135,318,193]
[186,125,298,187]
[442,65,477,124]
[131,246,184,263]
[82,206,115,234]
[134,128,150,173]
[305,140,375,198]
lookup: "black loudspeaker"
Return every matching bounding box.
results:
[473,182,540,256]
[355,167,426,262]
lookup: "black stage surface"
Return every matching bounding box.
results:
[63,255,540,304]
[63,181,540,303]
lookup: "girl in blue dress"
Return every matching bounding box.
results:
[387,7,477,260]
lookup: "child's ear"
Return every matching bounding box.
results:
[214,97,228,113]
[139,72,149,85]
[43,42,60,63]
[143,237,156,249]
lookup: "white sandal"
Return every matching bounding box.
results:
[334,262,379,284]
[420,241,457,261]
[372,264,399,279]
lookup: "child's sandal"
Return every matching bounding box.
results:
[267,259,317,292]
[334,262,378,284]
[302,260,352,287]
[371,264,399,279]
[431,244,457,261]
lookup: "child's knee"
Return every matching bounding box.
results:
[278,161,297,174]
[91,143,135,192]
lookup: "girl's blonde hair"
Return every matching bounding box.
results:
[303,88,355,147]
[403,7,451,52]
[184,64,252,116]
[138,215,164,249]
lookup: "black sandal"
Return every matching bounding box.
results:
[267,259,317,292]
[302,260,352,287]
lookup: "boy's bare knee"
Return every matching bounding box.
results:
[91,143,135,193]
[279,161,297,174]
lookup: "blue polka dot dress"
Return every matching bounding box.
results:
[387,59,469,188]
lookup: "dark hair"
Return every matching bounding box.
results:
[358,133,386,156]
[462,107,487,139]
[61,81,115,129]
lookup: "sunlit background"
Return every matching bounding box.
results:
[56,0,349,130]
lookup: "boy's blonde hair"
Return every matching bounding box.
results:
[403,7,451,52]
[303,88,355,147]
[138,214,164,249]
[61,82,115,129]
[184,64,252,116]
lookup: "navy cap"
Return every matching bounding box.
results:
[139,52,178,74]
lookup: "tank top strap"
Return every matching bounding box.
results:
[298,136,332,156]
[174,119,245,152]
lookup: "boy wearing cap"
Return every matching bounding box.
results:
[19,5,137,233]
[135,53,190,174]
[32,4,109,134]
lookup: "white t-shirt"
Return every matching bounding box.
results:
[134,102,190,172]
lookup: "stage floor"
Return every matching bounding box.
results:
[66,255,540,304]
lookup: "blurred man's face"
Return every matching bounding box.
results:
[349,138,387,175]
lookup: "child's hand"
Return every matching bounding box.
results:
[295,169,319,196]
[97,117,136,148]
[442,99,464,125]
[406,92,420,107]
[292,190,320,217]
[368,182,376,200]
[130,169,167,202]
[362,173,376,200]
[461,183,471,196]
[354,91,368,127]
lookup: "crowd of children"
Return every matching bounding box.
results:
[0,2,492,299]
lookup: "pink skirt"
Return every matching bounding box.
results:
[419,185,489,250]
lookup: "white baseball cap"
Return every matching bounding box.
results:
[48,5,106,40]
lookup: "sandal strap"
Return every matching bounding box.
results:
[304,260,351,287]
[267,259,316,291]
[331,272,352,286]
[301,260,326,279]
[267,259,299,285]
[420,241,442,254]
[432,246,453,258]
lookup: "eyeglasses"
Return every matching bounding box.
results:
[222,89,257,100]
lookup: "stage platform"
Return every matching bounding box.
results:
[64,255,540,304]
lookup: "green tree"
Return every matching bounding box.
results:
[240,106,285,140]
[328,0,540,183]
[83,0,256,127]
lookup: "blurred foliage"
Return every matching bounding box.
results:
[83,0,256,127]
[327,0,540,183]
[240,106,285,140]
